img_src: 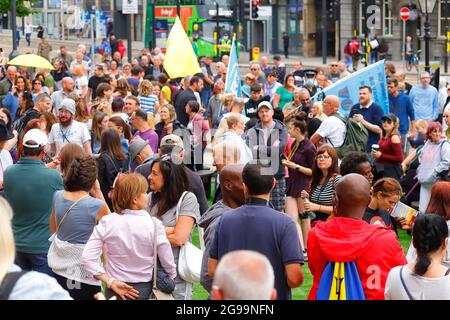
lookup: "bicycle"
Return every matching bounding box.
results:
[405,50,421,72]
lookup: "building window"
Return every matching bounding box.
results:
[359,1,365,35]
[438,0,450,37]
[383,0,393,36]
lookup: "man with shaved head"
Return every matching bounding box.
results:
[307,174,406,300]
[199,164,245,293]
[50,77,75,115]
[310,95,347,148]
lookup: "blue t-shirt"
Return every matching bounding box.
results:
[209,198,304,300]
[349,102,384,152]
[53,191,104,244]
[389,92,415,135]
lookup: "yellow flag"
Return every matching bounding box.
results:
[163,17,202,79]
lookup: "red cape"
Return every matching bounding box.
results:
[307,217,406,300]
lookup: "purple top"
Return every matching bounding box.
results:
[286,138,317,197]
[82,209,177,283]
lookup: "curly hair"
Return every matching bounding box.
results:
[64,155,98,192]
[340,152,371,177]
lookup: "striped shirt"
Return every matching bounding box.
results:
[310,175,342,221]
[138,94,158,115]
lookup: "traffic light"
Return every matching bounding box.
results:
[243,0,251,20]
[250,0,260,20]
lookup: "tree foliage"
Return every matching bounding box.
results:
[0,0,40,17]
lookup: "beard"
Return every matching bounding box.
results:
[59,115,72,127]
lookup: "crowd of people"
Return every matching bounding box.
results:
[0,38,449,301]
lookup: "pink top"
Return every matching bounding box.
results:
[82,209,176,283]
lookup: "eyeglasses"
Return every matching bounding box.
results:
[383,119,393,124]
[316,154,331,160]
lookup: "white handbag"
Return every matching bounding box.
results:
[176,191,203,284]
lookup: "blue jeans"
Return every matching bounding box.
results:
[15,251,53,276]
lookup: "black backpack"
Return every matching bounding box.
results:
[0,271,27,300]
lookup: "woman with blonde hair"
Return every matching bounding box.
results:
[138,80,158,116]
[154,104,185,146]
[213,113,252,164]
[0,197,71,299]
[309,101,328,122]
[82,173,176,300]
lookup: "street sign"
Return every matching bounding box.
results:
[400,7,410,21]
[122,0,138,14]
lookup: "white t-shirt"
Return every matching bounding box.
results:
[25,25,33,34]
[385,265,450,300]
[74,76,88,97]
[315,115,347,148]
[48,120,91,156]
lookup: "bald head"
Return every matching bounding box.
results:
[220,164,245,208]
[322,95,340,116]
[335,174,371,219]
[212,250,276,300]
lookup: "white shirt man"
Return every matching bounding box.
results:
[48,98,91,156]
[311,95,347,148]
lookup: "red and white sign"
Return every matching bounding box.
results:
[155,7,193,18]
[400,7,410,21]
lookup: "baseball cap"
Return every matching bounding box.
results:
[257,101,273,111]
[23,129,48,148]
[381,113,397,123]
[58,98,76,115]
[129,138,149,162]
[160,134,184,149]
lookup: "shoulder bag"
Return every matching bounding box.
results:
[149,217,174,300]
[176,191,203,284]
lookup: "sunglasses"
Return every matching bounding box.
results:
[383,119,393,124]
[331,64,338,67]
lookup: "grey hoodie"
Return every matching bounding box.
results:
[417,140,450,184]
[198,200,231,293]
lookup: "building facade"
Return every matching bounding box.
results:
[339,0,448,62]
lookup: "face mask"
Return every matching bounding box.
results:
[306,79,315,86]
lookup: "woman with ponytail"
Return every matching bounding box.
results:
[385,214,450,300]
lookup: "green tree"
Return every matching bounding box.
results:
[0,0,40,17]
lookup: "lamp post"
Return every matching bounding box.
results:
[10,0,19,60]
[418,0,437,74]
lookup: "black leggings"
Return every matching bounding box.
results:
[53,273,101,300]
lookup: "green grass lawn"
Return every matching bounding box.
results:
[190,226,412,300]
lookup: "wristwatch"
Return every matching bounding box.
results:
[296,165,301,171]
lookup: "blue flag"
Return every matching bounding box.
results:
[312,60,389,116]
[225,39,242,97]
[316,261,366,300]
